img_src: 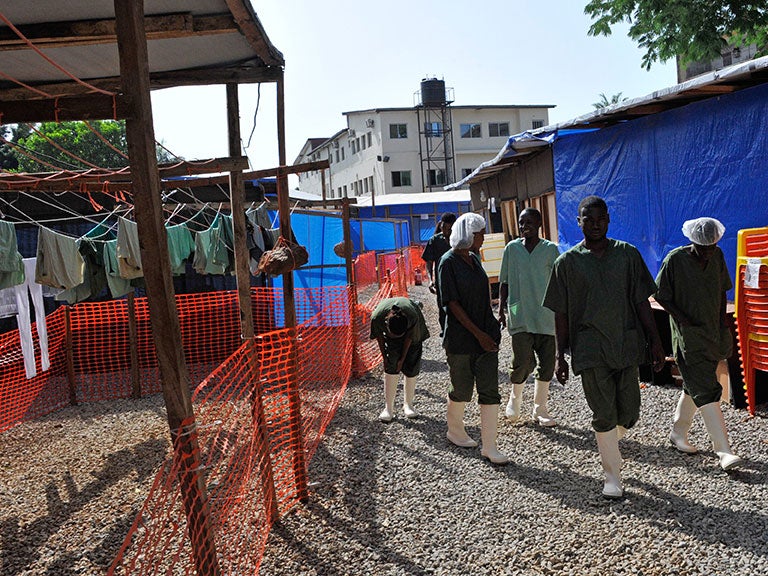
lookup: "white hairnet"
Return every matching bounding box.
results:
[450,213,486,249]
[682,217,725,246]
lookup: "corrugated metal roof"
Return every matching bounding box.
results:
[352,189,470,207]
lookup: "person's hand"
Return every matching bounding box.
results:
[428,281,437,294]
[650,339,666,373]
[476,332,499,352]
[498,309,506,330]
[555,356,569,385]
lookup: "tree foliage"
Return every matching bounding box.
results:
[592,92,628,109]
[3,120,176,173]
[584,1,768,69]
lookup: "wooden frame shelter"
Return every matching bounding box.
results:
[0,2,297,573]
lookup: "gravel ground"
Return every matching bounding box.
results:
[1,284,766,575]
[260,284,768,576]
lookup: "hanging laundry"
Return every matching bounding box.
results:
[117,217,143,279]
[193,215,229,275]
[0,220,25,290]
[1,258,51,379]
[103,240,134,298]
[35,227,85,290]
[166,223,195,275]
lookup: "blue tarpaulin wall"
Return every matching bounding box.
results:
[553,82,768,299]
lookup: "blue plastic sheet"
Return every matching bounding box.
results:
[553,82,768,298]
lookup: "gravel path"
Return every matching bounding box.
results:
[1,284,766,575]
[260,284,768,576]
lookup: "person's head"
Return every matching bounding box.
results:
[577,196,609,243]
[518,208,542,240]
[385,306,408,338]
[437,212,456,238]
[682,217,725,263]
[450,212,486,251]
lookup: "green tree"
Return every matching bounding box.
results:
[7,120,176,172]
[584,1,768,69]
[592,91,627,109]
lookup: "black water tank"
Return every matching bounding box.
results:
[420,78,446,106]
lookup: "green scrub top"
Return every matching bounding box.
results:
[499,238,559,336]
[655,245,733,362]
[370,297,429,343]
[438,250,501,355]
[543,239,656,375]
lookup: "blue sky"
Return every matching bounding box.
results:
[150,1,678,174]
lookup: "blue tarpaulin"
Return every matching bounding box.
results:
[553,81,768,297]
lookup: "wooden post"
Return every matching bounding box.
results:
[321,169,327,209]
[127,293,141,399]
[226,83,279,522]
[276,71,309,501]
[342,198,354,291]
[114,2,220,574]
[64,306,77,406]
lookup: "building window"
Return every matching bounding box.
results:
[424,121,442,137]
[391,170,412,187]
[343,185,347,197]
[335,150,339,162]
[489,122,509,137]
[389,123,408,139]
[367,132,372,147]
[361,136,366,150]
[462,168,474,178]
[532,119,545,129]
[364,178,369,194]
[341,147,345,160]
[427,169,446,186]
[338,187,342,197]
[356,137,361,151]
[460,123,481,138]
[369,175,374,194]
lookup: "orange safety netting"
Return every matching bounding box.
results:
[0,252,410,574]
[353,251,378,287]
[405,245,427,285]
[735,226,768,415]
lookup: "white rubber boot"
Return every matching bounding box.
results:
[669,391,699,454]
[505,383,525,421]
[699,402,743,470]
[378,373,398,422]
[446,399,478,447]
[532,379,556,427]
[595,429,624,499]
[403,376,418,418]
[480,404,509,464]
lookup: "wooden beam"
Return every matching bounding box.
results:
[0,94,130,123]
[0,13,238,50]
[224,0,284,66]
[0,65,283,101]
[114,1,221,574]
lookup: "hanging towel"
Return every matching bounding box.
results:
[0,220,25,290]
[166,223,195,275]
[8,258,51,379]
[103,240,134,298]
[117,217,143,279]
[35,227,85,290]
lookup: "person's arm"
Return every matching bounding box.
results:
[554,312,570,385]
[376,334,386,361]
[498,282,508,329]
[635,299,665,372]
[447,300,498,352]
[396,329,414,373]
[720,291,729,328]
[654,297,692,327]
[425,260,437,293]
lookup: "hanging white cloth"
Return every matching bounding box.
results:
[11,258,51,379]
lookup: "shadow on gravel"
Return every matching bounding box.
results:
[0,438,166,575]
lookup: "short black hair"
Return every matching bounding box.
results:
[577,195,607,216]
[519,207,542,222]
[386,311,408,337]
[440,212,457,224]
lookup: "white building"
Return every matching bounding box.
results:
[294,81,553,202]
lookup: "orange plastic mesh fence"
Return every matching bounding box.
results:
[109,287,355,574]
[405,245,427,285]
[353,251,378,287]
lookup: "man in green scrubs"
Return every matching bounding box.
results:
[655,217,742,470]
[498,208,560,427]
[370,297,430,422]
[422,212,456,336]
[543,196,664,498]
[438,212,508,464]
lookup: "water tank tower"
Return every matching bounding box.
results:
[414,78,455,192]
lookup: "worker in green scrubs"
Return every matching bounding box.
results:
[655,217,742,471]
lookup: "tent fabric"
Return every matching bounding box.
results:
[553,81,768,298]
